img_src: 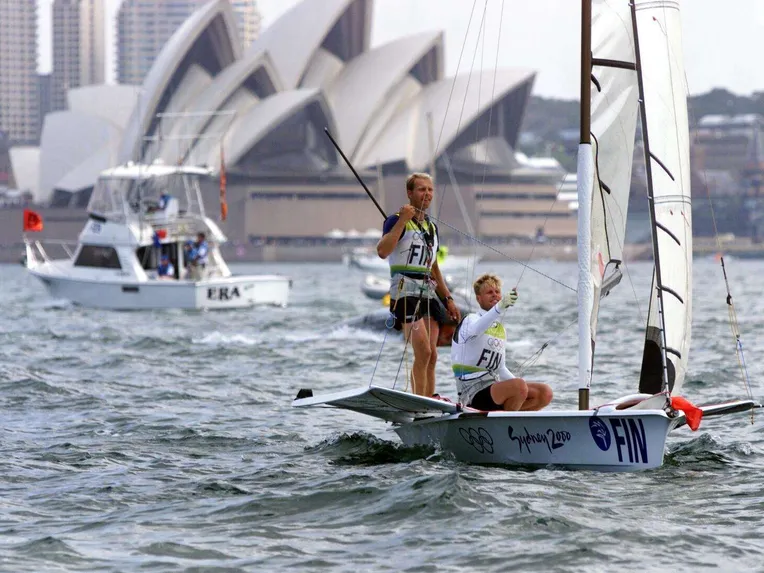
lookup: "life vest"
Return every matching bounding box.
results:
[387,215,439,299]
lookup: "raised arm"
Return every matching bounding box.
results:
[457,305,502,342]
[376,205,416,259]
[456,290,518,342]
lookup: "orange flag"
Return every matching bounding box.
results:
[23,209,43,232]
[671,396,703,431]
[219,144,228,221]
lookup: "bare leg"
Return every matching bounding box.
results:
[402,318,432,396]
[519,382,554,411]
[489,378,529,411]
[423,316,440,397]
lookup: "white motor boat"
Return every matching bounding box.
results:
[24,162,291,310]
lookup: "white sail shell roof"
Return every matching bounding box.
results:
[118,0,241,163]
[223,88,337,167]
[67,85,142,129]
[39,111,122,203]
[157,49,283,166]
[55,145,118,194]
[248,0,371,90]
[354,68,535,171]
[8,146,40,199]
[34,0,540,198]
[327,31,443,156]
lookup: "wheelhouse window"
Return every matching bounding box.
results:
[74,245,122,269]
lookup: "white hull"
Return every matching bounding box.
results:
[292,385,691,472]
[29,267,290,310]
[360,274,389,300]
[395,409,675,471]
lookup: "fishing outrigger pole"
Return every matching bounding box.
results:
[324,127,387,219]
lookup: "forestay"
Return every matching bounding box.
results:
[635,0,692,396]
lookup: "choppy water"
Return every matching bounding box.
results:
[1,257,763,572]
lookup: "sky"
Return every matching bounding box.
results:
[37,0,764,99]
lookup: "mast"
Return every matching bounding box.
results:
[577,0,594,410]
[629,1,672,393]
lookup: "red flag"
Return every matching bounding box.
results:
[671,396,703,431]
[23,209,43,232]
[219,144,228,221]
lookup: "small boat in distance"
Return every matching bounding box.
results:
[24,161,291,310]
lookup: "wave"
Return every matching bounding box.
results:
[306,431,436,465]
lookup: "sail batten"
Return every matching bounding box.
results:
[633,0,692,396]
[581,0,640,386]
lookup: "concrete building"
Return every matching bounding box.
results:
[51,0,107,111]
[52,0,80,111]
[117,0,261,85]
[691,114,764,196]
[0,130,12,188]
[0,0,39,144]
[37,74,53,139]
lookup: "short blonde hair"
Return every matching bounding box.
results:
[406,172,433,191]
[473,273,502,296]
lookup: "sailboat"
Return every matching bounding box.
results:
[292,0,759,471]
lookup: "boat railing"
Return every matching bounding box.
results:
[25,238,78,263]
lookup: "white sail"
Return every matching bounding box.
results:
[579,0,640,389]
[634,0,692,396]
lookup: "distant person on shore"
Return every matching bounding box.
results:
[157,254,175,279]
[451,273,553,411]
[376,172,460,398]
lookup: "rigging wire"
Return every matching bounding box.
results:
[436,0,488,227]
[673,54,757,414]
[462,1,490,299]
[688,112,756,410]
[368,316,393,389]
[425,210,576,292]
[514,318,578,375]
[512,180,564,291]
[432,0,481,162]
[467,0,506,298]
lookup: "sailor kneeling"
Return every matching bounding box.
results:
[451,274,553,411]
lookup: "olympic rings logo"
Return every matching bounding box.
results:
[459,427,494,454]
[486,337,504,349]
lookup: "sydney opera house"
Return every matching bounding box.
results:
[10,0,574,256]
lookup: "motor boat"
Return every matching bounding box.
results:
[24,162,291,310]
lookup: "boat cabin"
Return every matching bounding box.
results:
[80,161,231,282]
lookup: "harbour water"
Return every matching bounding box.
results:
[1,258,763,572]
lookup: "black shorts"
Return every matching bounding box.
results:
[469,385,502,411]
[389,296,436,331]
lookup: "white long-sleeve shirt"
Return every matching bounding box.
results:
[450,303,513,405]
